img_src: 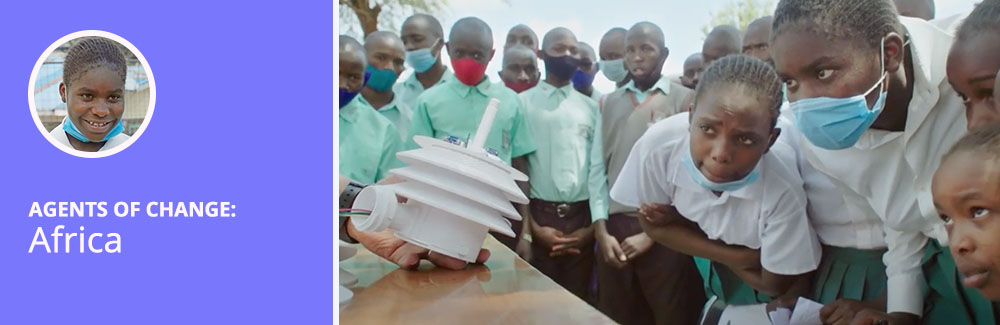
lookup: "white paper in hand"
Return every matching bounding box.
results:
[788,297,824,325]
[768,307,791,325]
[718,303,771,325]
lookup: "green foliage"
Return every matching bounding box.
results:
[700,0,775,37]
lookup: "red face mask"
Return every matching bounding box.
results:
[503,80,537,93]
[451,57,491,86]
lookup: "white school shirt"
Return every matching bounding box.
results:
[49,121,130,153]
[610,112,822,275]
[792,17,966,316]
[776,112,887,250]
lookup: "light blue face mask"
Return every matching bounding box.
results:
[63,115,123,143]
[405,39,440,73]
[681,148,760,192]
[599,58,628,83]
[788,37,891,150]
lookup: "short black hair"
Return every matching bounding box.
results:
[339,35,366,65]
[63,37,127,87]
[956,0,1000,43]
[772,0,904,51]
[404,14,444,39]
[944,123,1000,162]
[450,17,493,41]
[628,21,665,48]
[694,55,783,126]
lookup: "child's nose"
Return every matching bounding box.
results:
[91,103,110,117]
[710,144,732,164]
[951,224,976,256]
[967,102,999,130]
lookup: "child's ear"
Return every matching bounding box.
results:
[765,127,781,153]
[884,32,905,74]
[433,38,445,55]
[59,82,66,103]
[657,46,670,67]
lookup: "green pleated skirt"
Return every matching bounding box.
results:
[921,239,999,324]
[694,256,771,305]
[811,245,888,303]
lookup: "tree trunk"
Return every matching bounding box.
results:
[345,0,381,37]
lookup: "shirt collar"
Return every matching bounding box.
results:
[899,17,949,139]
[623,75,672,96]
[447,74,493,98]
[536,81,573,98]
[357,93,400,113]
[339,96,370,123]
[404,66,452,90]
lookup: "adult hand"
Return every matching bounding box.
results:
[347,220,489,270]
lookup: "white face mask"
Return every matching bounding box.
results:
[599,58,628,83]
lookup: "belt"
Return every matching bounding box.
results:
[530,199,588,218]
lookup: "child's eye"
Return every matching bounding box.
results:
[940,214,953,225]
[108,95,121,102]
[80,94,93,100]
[972,208,991,219]
[817,69,834,80]
[700,125,714,134]
[784,79,798,89]
[738,136,755,145]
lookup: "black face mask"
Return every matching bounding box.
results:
[543,54,580,80]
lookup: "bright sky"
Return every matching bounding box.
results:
[339,0,977,94]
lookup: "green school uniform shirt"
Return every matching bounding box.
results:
[339,97,404,184]
[357,94,412,140]
[393,67,453,108]
[520,82,609,222]
[406,74,536,164]
[622,76,674,104]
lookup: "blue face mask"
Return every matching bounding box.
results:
[681,148,760,192]
[340,89,359,108]
[339,71,371,109]
[599,59,628,83]
[63,115,123,143]
[365,65,399,92]
[787,37,891,150]
[572,69,597,90]
[405,39,440,73]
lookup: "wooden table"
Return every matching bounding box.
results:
[339,236,616,324]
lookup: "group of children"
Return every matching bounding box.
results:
[338,0,1000,324]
